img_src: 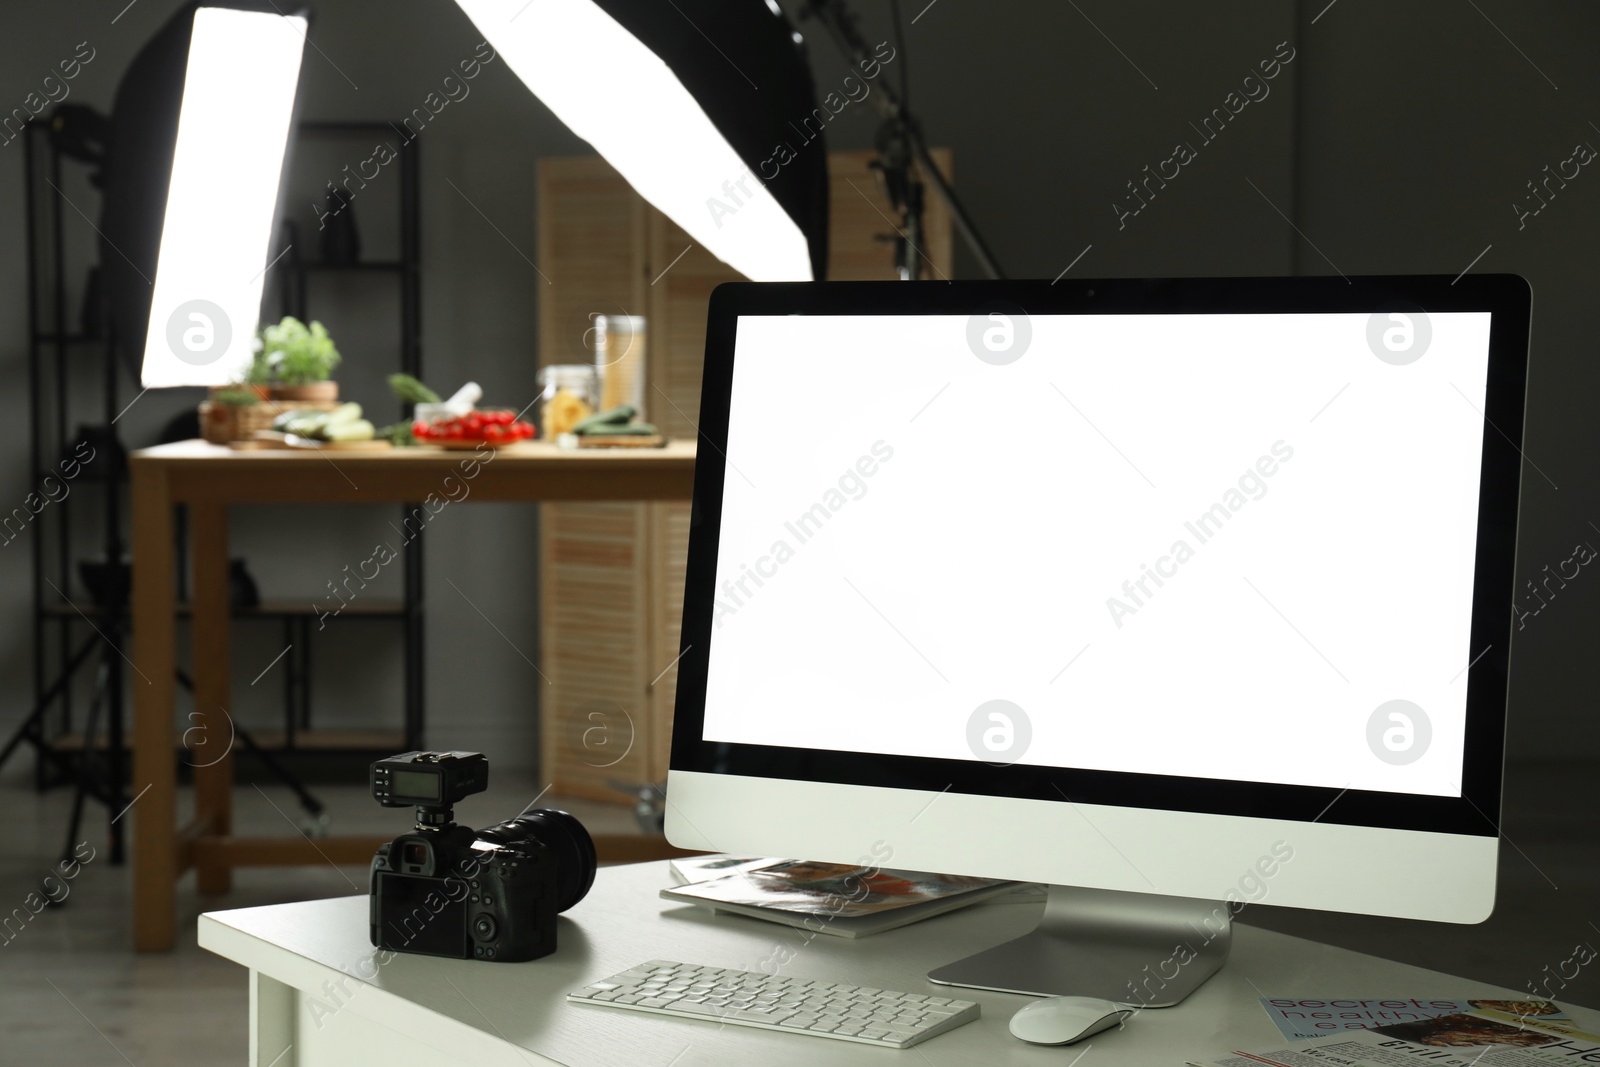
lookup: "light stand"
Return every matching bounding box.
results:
[872,116,926,280]
[801,0,1006,280]
[0,291,131,874]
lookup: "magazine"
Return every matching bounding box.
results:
[1192,1001,1594,1066]
[668,854,781,886]
[670,853,1045,897]
[660,860,1023,938]
[1259,997,1568,1041]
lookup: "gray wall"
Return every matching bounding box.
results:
[1293,3,1600,777]
[797,1,1600,766]
[1,2,1596,981]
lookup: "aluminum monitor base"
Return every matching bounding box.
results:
[927,884,1231,1005]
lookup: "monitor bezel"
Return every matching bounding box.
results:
[669,275,1530,840]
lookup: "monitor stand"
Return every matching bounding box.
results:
[927,884,1231,1005]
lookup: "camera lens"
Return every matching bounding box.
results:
[476,809,597,912]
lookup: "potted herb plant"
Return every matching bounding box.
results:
[205,356,269,406]
[258,316,342,403]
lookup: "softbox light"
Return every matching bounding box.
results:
[102,3,308,388]
[455,0,828,282]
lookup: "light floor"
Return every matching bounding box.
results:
[1,758,1594,1063]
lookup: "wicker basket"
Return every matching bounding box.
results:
[199,401,277,444]
[198,397,339,444]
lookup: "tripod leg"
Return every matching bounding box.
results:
[175,669,328,828]
[105,620,126,865]
[234,725,326,830]
[0,635,101,771]
[60,656,111,888]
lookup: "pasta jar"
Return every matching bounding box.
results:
[538,364,598,439]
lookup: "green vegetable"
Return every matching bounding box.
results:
[375,421,416,446]
[278,413,323,437]
[388,374,440,405]
[572,405,657,436]
[212,388,259,407]
[571,405,637,434]
[274,402,368,441]
[577,422,657,436]
[244,349,272,386]
[258,316,342,386]
[325,419,375,442]
[324,402,364,426]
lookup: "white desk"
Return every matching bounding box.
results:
[200,862,1580,1066]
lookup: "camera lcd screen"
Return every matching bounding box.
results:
[375,873,467,957]
[390,769,440,800]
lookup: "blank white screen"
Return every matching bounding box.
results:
[701,312,1492,798]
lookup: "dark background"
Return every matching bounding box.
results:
[0,0,1594,1009]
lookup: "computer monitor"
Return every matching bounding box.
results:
[665,275,1530,1005]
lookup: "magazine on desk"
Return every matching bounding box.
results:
[1257,997,1569,1041]
[1192,1001,1594,1067]
[660,859,1028,937]
[669,854,1044,901]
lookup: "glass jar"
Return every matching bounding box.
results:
[594,315,647,418]
[538,364,598,439]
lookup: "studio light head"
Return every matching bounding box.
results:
[455,0,828,281]
[102,2,309,388]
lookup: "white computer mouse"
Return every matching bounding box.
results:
[1008,996,1133,1046]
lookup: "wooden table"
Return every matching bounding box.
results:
[131,439,696,951]
[200,860,1593,1067]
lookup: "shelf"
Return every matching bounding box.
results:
[41,598,408,619]
[33,332,100,344]
[46,727,406,754]
[35,467,123,484]
[231,728,409,750]
[290,261,407,272]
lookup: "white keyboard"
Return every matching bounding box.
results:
[568,959,981,1048]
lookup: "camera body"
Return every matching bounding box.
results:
[369,751,595,963]
[371,823,559,961]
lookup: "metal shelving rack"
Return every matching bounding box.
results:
[17,117,427,812]
[274,119,425,751]
[18,115,129,859]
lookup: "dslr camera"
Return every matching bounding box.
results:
[369,751,595,961]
